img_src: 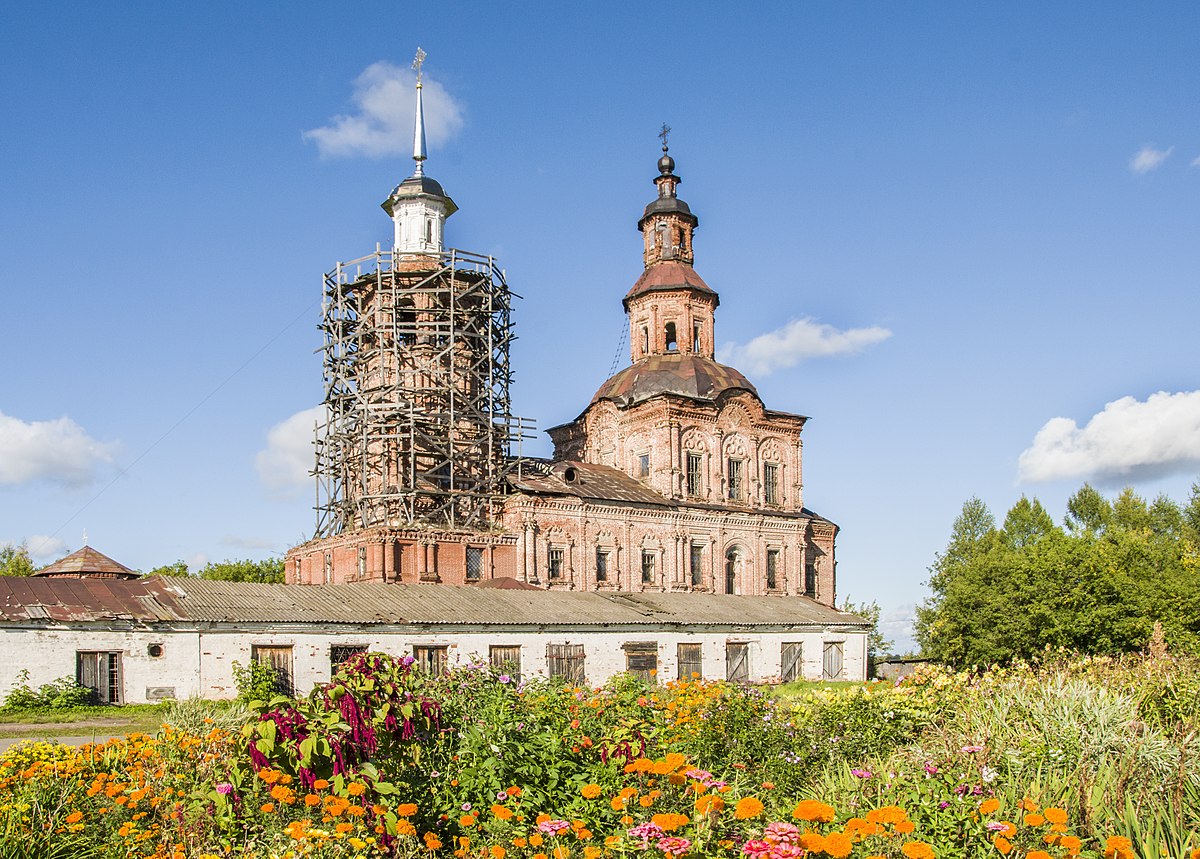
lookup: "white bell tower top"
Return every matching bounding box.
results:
[381,48,457,257]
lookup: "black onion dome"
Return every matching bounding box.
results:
[592,353,758,408]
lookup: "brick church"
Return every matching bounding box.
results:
[286,73,838,606]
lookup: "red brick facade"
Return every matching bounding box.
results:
[286,146,839,606]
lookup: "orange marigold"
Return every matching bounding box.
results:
[901,841,935,859]
[553,846,570,859]
[639,795,655,808]
[978,798,1001,815]
[580,784,602,799]
[459,815,476,827]
[1024,814,1045,827]
[424,833,443,850]
[734,797,765,820]
[793,799,836,823]
[336,823,355,835]
[652,813,690,832]
[490,847,506,859]
[1043,807,1068,825]
[397,803,418,816]
[1104,836,1134,859]
[1059,836,1082,856]
[584,846,602,859]
[1027,852,1051,859]
[896,820,916,835]
[492,805,514,820]
[798,832,826,853]
[993,837,1013,856]
[824,832,853,859]
[347,782,366,796]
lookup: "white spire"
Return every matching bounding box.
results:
[412,47,427,177]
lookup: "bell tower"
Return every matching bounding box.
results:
[625,127,719,361]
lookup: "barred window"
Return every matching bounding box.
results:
[465,546,483,581]
[641,550,656,585]
[727,458,743,501]
[689,543,704,587]
[548,547,564,580]
[595,548,609,582]
[766,549,780,590]
[687,452,702,497]
[763,463,779,505]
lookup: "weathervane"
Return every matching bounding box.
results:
[413,47,426,86]
[659,122,671,151]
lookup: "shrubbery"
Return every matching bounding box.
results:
[0,669,95,711]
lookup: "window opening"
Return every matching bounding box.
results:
[727,458,743,501]
[465,546,484,581]
[546,643,586,683]
[331,644,367,673]
[595,548,609,583]
[77,651,122,705]
[637,453,650,478]
[686,452,702,497]
[641,550,656,585]
[324,552,333,584]
[624,642,658,683]
[766,549,780,590]
[413,645,448,675]
[357,547,366,579]
[724,548,738,594]
[548,546,564,580]
[689,542,704,587]
[252,645,294,697]
[641,327,649,354]
[763,463,779,505]
[693,322,702,353]
[677,642,702,680]
[804,563,817,597]
[664,322,678,351]
[490,645,521,678]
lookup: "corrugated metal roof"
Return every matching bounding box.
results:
[0,577,866,630]
[0,577,183,623]
[512,460,672,506]
[33,545,140,579]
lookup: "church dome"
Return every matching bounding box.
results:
[592,353,757,408]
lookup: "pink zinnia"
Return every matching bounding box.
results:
[742,840,773,858]
[764,822,800,846]
[629,823,666,847]
[658,837,692,856]
[769,845,804,859]
[538,819,570,836]
[215,782,233,795]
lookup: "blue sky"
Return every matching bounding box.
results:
[3,3,1198,650]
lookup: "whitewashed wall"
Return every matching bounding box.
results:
[0,625,867,705]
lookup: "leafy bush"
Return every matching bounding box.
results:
[1,670,96,711]
[230,659,283,703]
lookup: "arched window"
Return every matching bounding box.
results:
[641,327,649,354]
[724,547,740,595]
[665,322,678,351]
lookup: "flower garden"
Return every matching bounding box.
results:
[1,652,1197,859]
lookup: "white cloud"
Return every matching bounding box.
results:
[1018,390,1200,484]
[256,406,325,497]
[1129,144,1174,174]
[303,61,465,159]
[25,535,69,563]
[879,604,917,654]
[717,317,892,377]
[1191,155,1200,168]
[0,410,116,487]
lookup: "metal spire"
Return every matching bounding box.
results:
[412,47,427,177]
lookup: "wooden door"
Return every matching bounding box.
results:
[822,642,844,680]
[781,642,803,683]
[253,645,294,696]
[726,642,749,683]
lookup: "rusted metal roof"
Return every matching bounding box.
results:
[591,354,757,409]
[623,261,717,305]
[33,546,140,579]
[511,460,672,506]
[0,577,865,630]
[0,577,182,623]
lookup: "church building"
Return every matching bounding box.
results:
[285,67,838,608]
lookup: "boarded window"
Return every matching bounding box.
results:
[490,645,521,677]
[465,546,484,581]
[641,550,656,584]
[727,458,743,500]
[763,463,779,505]
[677,642,702,681]
[252,645,294,697]
[413,645,448,675]
[548,547,564,580]
[547,643,585,683]
[77,651,121,705]
[822,642,844,680]
[624,642,658,683]
[689,543,704,587]
[686,452,702,497]
[726,642,750,684]
[766,549,780,590]
[595,548,609,582]
[330,645,367,674]
[781,642,803,684]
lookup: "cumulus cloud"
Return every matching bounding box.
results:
[879,604,917,653]
[717,318,892,377]
[1129,144,1173,174]
[1018,390,1200,484]
[25,535,69,563]
[0,410,116,487]
[303,61,465,158]
[256,405,325,497]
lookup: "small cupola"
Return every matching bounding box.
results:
[381,48,457,257]
[637,124,698,267]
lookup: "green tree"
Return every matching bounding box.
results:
[1064,483,1112,534]
[146,560,190,577]
[839,597,894,658]
[0,543,37,576]
[198,558,285,583]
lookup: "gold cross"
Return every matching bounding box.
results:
[413,47,427,85]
